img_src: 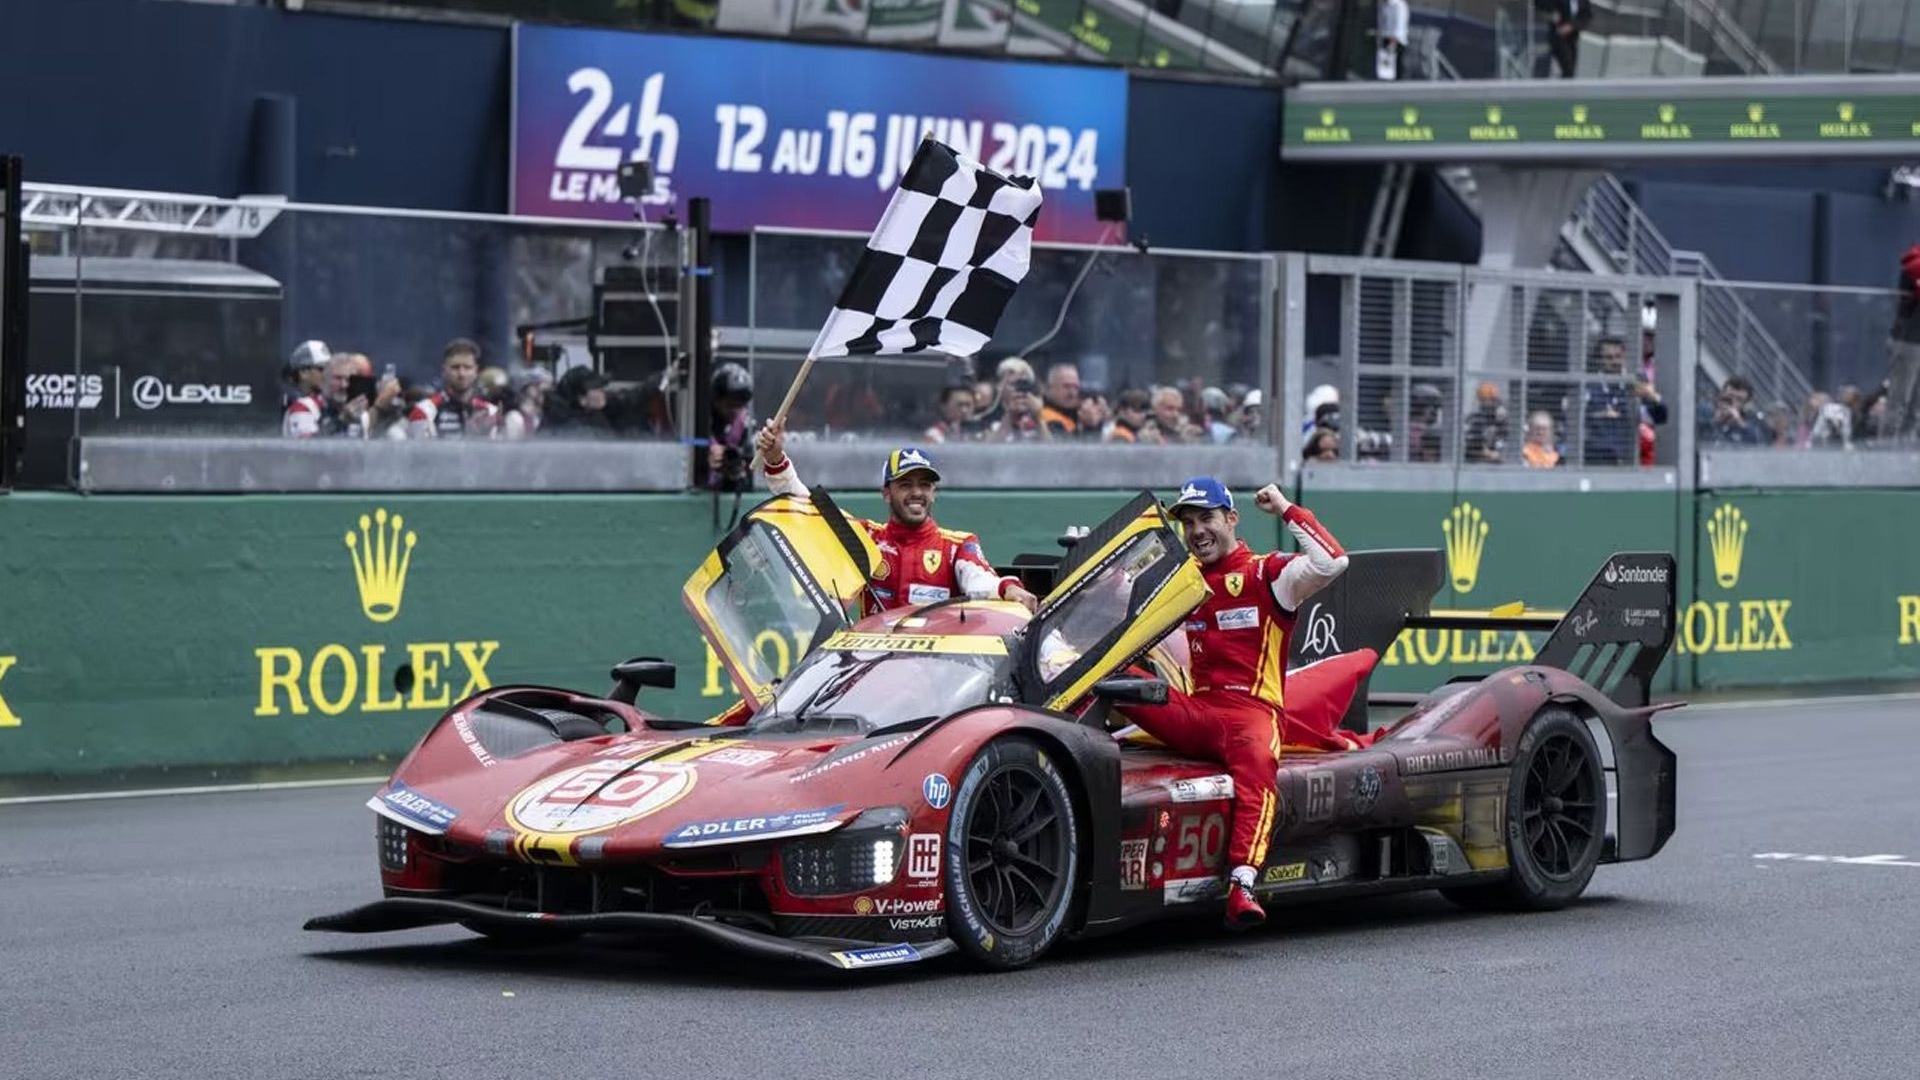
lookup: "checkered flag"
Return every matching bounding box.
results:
[809,139,1042,359]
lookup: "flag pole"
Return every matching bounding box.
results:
[747,354,814,473]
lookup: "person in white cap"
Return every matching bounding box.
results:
[283,340,331,439]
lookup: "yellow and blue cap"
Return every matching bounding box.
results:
[882,447,942,485]
[1171,477,1234,514]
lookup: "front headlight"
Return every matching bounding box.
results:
[780,807,907,897]
[377,816,411,872]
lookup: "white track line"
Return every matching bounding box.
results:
[3,689,1917,806]
[1676,690,1920,713]
[0,774,385,807]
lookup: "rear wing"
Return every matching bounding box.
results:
[1287,550,1677,725]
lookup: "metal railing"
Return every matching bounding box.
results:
[1565,174,1813,409]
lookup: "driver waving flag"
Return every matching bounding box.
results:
[755,420,1040,615]
[1128,477,1348,931]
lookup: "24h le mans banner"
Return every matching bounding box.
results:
[511,23,1127,243]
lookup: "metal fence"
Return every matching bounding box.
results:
[309,0,1297,77]
[744,226,1275,447]
[1297,255,1690,471]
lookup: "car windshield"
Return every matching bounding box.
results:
[751,648,1003,734]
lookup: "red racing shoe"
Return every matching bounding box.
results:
[1224,882,1266,931]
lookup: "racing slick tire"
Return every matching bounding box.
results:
[943,735,1080,971]
[1441,706,1605,913]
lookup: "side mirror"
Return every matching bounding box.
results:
[609,657,676,704]
[1092,676,1168,706]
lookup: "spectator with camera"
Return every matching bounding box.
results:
[543,367,615,438]
[1077,388,1112,441]
[1698,376,1767,446]
[707,363,755,489]
[408,338,501,439]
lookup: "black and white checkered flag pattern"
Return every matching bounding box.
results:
[809,139,1042,360]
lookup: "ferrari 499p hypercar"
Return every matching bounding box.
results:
[308,491,1678,972]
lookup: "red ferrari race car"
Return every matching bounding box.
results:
[307,491,1679,972]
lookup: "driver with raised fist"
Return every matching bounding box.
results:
[755,419,1039,615]
[1129,477,1349,931]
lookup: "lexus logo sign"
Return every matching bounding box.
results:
[131,376,254,410]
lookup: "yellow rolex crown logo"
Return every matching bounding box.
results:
[1402,107,1419,125]
[1442,502,1490,594]
[1572,105,1589,123]
[1658,103,1676,123]
[345,508,418,624]
[1839,101,1855,121]
[1487,106,1503,124]
[1320,109,1336,127]
[1706,503,1748,589]
[1748,103,1764,122]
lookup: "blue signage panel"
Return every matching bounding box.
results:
[512,24,1128,241]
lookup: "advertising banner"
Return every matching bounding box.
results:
[511,23,1128,242]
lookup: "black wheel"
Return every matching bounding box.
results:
[1442,706,1605,912]
[944,735,1080,970]
[459,919,583,947]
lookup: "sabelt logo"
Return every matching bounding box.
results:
[0,655,20,727]
[24,373,103,410]
[254,508,500,717]
[131,376,253,410]
[1677,502,1790,655]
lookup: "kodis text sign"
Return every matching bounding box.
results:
[511,24,1127,242]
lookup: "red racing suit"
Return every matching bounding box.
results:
[1127,505,1348,874]
[763,456,1021,613]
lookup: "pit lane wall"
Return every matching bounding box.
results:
[0,489,1915,781]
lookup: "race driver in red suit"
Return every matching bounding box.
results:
[1131,476,1349,930]
[754,419,1040,614]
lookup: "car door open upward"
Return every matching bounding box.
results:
[681,490,880,708]
[1019,491,1209,712]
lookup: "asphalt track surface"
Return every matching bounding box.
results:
[6,698,1920,1080]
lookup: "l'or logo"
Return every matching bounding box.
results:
[0,656,20,727]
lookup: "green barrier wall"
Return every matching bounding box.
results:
[1289,490,1687,694]
[0,487,1910,780]
[0,492,1133,779]
[1687,490,1920,688]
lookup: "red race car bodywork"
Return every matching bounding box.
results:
[310,491,1678,972]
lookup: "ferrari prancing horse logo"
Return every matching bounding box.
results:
[923,550,942,575]
[1224,573,1244,598]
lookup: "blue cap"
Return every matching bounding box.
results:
[881,447,942,485]
[1171,477,1234,513]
